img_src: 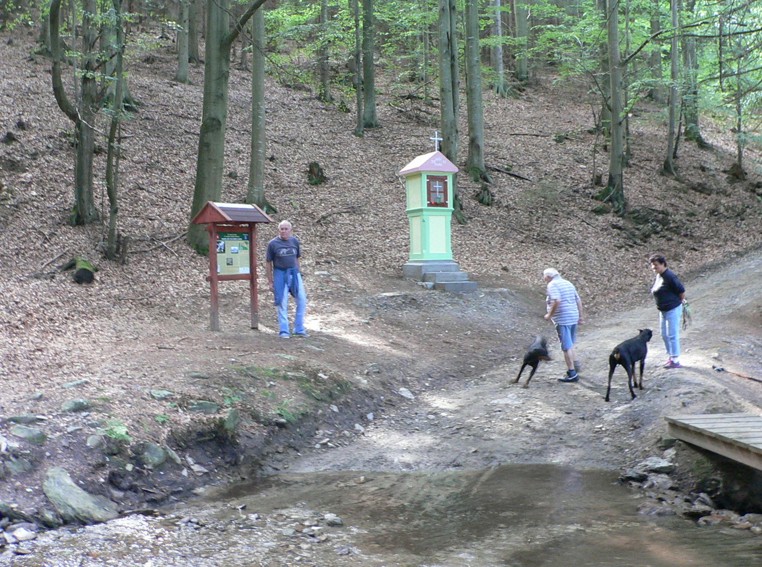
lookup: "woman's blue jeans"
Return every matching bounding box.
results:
[659,304,683,358]
[277,272,307,336]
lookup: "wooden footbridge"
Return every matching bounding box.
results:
[665,413,762,471]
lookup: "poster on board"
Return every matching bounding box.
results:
[216,232,250,275]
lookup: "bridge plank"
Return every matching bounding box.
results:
[664,413,762,472]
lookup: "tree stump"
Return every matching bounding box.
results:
[307,161,327,185]
[61,257,97,284]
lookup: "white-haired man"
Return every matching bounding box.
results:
[266,220,308,338]
[543,268,584,382]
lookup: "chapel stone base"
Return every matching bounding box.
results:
[402,260,478,293]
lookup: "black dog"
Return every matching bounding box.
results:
[605,329,653,402]
[514,336,551,388]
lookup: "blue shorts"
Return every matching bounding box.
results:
[556,324,577,351]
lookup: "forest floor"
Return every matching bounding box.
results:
[1,25,762,534]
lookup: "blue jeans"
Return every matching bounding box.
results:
[276,272,307,335]
[659,304,683,358]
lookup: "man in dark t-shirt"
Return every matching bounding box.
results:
[266,220,308,338]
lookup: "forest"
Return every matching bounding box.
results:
[2,0,761,256]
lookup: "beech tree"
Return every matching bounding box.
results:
[188,0,268,252]
[246,8,274,212]
[362,0,378,128]
[50,0,101,225]
[604,0,626,214]
[465,0,489,183]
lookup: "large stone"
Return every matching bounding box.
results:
[141,443,167,468]
[61,399,91,412]
[42,467,118,524]
[10,425,46,445]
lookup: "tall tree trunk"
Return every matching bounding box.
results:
[512,0,529,83]
[188,0,267,252]
[662,0,679,177]
[50,0,99,226]
[246,9,274,212]
[318,0,332,102]
[597,0,611,135]
[352,0,364,137]
[175,0,190,83]
[106,0,126,260]
[362,0,378,127]
[604,0,626,215]
[491,0,508,96]
[681,0,707,147]
[465,0,489,183]
[438,0,464,223]
[188,0,201,64]
[648,0,666,103]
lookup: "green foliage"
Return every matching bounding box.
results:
[154,414,170,425]
[275,400,301,423]
[222,388,243,407]
[297,372,351,402]
[99,419,132,443]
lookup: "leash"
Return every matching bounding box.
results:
[713,365,762,384]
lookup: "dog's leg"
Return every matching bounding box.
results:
[524,362,539,388]
[626,362,637,399]
[637,359,645,390]
[605,356,615,402]
[514,363,527,384]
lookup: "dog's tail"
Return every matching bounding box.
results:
[612,347,622,361]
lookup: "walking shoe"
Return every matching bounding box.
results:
[279,332,290,339]
[662,358,673,368]
[664,360,682,369]
[293,331,310,338]
[558,370,579,383]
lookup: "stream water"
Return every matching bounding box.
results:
[5,464,761,566]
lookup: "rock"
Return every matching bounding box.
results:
[683,503,714,519]
[6,415,46,424]
[642,473,675,491]
[86,435,105,449]
[165,446,182,465]
[6,457,33,476]
[188,400,219,414]
[223,409,240,434]
[620,468,648,482]
[149,390,174,400]
[61,399,91,412]
[42,467,119,524]
[398,388,414,400]
[11,527,36,542]
[636,456,675,474]
[9,425,46,445]
[141,443,167,468]
[323,513,343,526]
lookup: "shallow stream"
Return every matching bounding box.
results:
[5,464,761,566]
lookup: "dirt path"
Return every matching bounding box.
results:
[285,248,762,476]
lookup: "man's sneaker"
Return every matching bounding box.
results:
[279,332,290,339]
[558,370,579,383]
[294,331,310,338]
[663,358,675,368]
[665,360,682,369]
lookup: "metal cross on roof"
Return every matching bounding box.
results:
[430,130,443,152]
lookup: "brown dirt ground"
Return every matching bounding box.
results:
[1,27,761,524]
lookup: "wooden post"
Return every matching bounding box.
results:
[208,225,220,331]
[249,224,259,329]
